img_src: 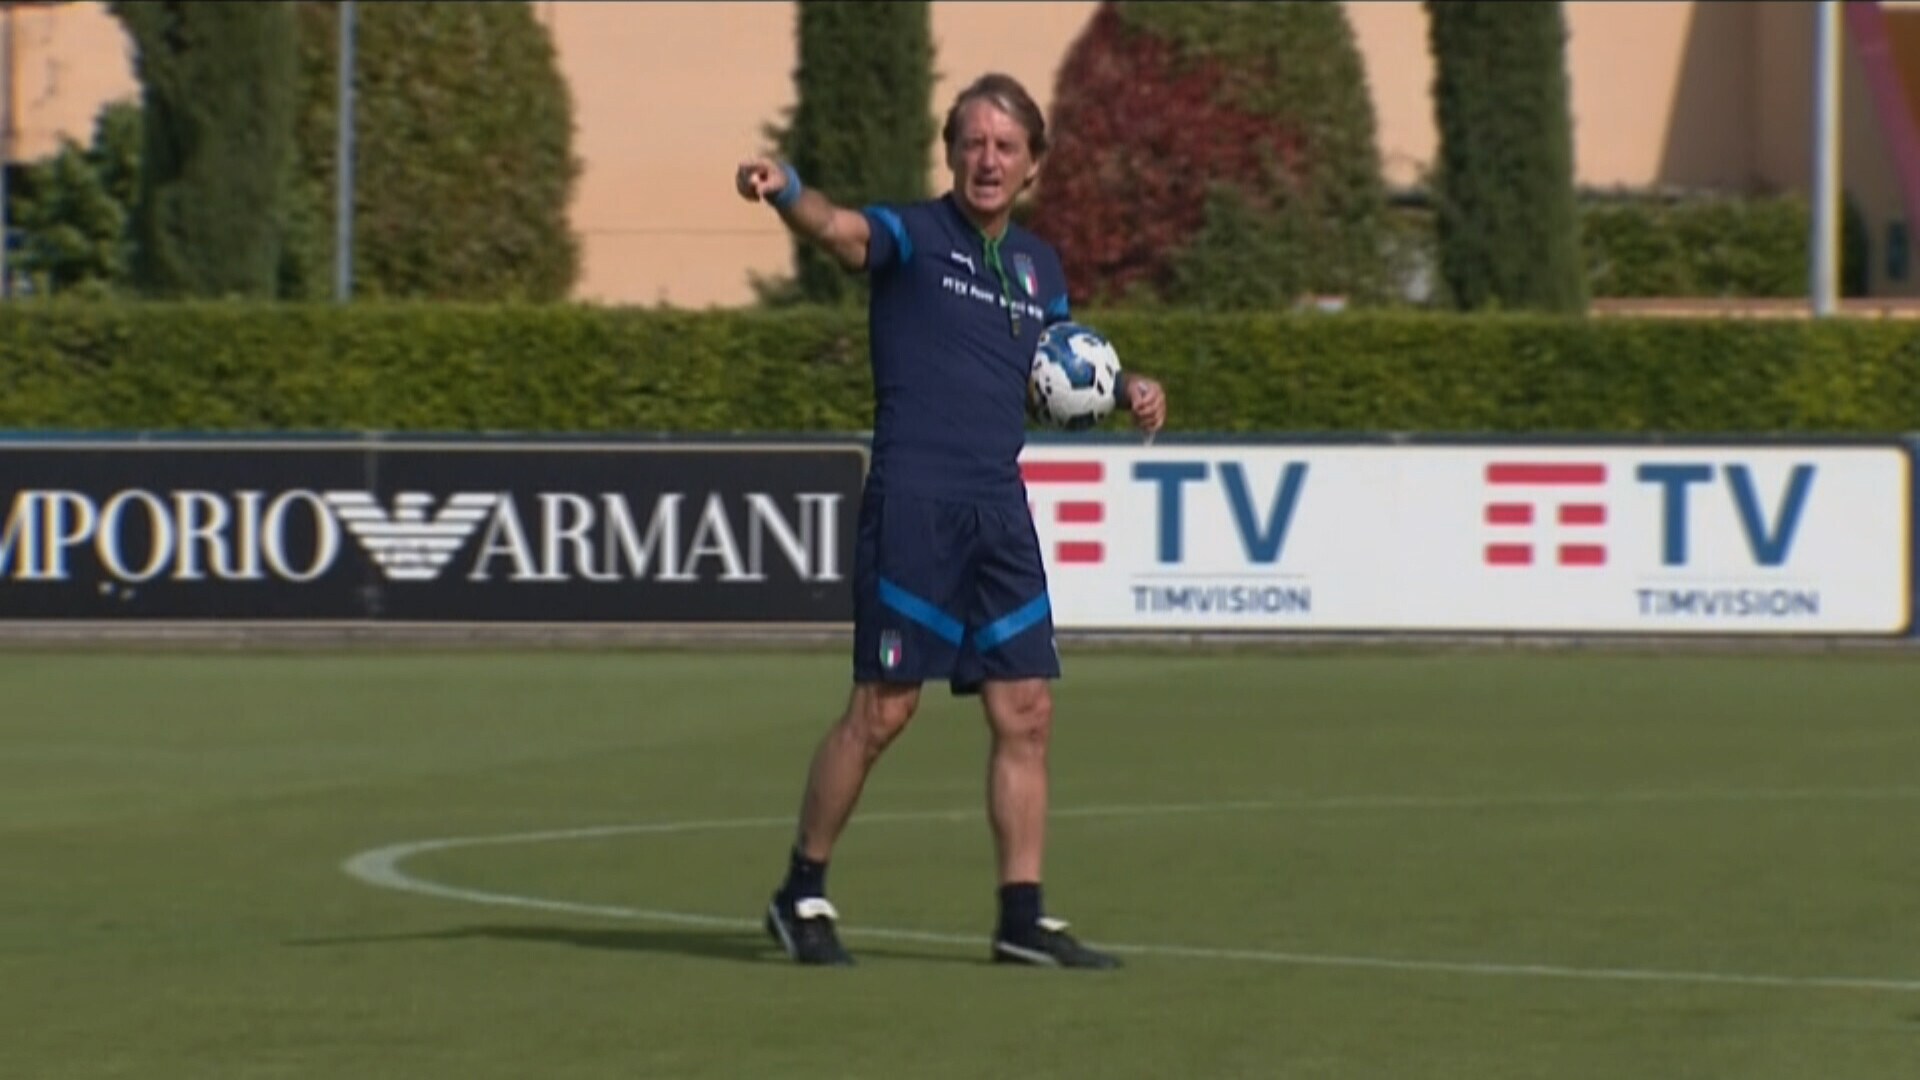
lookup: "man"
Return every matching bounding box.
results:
[735,73,1167,969]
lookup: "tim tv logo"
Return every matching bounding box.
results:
[1482,462,1608,567]
[1024,457,1309,567]
[1483,458,1816,569]
[1022,460,1105,565]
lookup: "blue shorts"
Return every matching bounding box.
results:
[851,490,1060,694]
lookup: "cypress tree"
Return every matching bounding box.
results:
[112,2,297,298]
[768,0,935,305]
[1427,1,1586,312]
[283,1,580,302]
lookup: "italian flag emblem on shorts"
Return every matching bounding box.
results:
[879,630,902,670]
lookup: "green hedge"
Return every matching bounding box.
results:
[1386,191,1871,305]
[1580,193,1872,299]
[1,303,1917,435]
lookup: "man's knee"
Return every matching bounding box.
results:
[984,678,1053,748]
[838,682,921,759]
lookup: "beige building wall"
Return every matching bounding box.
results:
[13,1,1913,302]
[5,1,139,160]
[547,0,1101,308]
[1353,0,1757,190]
[560,0,1889,306]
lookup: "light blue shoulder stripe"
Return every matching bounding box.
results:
[863,206,912,266]
[1046,294,1071,322]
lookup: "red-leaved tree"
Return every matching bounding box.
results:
[1030,2,1386,310]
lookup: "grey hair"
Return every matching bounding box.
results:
[941,73,1048,158]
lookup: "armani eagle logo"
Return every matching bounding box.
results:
[321,491,499,582]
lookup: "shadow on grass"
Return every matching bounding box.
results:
[287,923,983,967]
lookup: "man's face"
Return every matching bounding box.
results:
[947,99,1038,223]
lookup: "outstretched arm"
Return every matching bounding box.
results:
[735,156,872,273]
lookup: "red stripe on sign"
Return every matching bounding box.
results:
[1486,463,1606,485]
[1023,461,1103,484]
[1485,544,1533,566]
[1485,503,1534,525]
[1558,503,1606,526]
[1057,541,1103,564]
[1056,501,1103,524]
[1558,544,1607,566]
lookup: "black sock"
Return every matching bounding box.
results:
[777,847,828,904]
[997,882,1044,937]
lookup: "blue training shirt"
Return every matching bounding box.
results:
[860,194,1072,502]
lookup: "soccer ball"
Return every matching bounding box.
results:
[1028,321,1122,431]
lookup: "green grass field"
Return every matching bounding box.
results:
[4,646,1920,1079]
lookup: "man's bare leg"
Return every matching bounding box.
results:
[765,681,923,966]
[979,677,1119,969]
[794,681,922,860]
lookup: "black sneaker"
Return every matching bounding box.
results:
[992,916,1122,970]
[764,895,854,966]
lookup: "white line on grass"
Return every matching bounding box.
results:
[341,788,1920,994]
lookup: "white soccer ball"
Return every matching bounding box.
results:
[1028,321,1122,431]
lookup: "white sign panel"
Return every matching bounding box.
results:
[1019,443,1912,634]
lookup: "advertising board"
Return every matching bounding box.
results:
[1022,442,1912,634]
[0,439,863,624]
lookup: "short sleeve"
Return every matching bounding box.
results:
[1041,243,1072,324]
[861,206,912,273]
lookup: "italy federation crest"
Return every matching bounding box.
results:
[879,630,903,670]
[1013,252,1039,298]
